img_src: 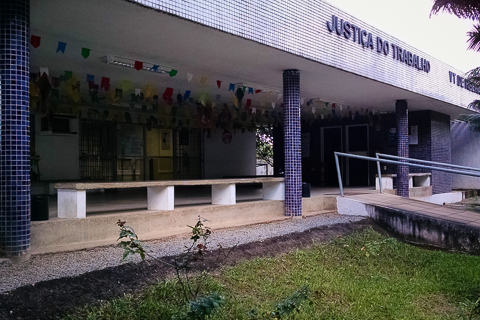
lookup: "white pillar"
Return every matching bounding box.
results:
[147,186,175,210]
[57,189,86,219]
[263,182,285,200]
[212,184,236,205]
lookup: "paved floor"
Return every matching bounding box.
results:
[346,193,480,228]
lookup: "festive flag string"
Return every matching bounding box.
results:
[57,42,66,53]
[39,67,49,77]
[134,61,143,71]
[81,48,91,59]
[101,77,110,91]
[64,70,73,81]
[183,90,191,101]
[30,35,41,48]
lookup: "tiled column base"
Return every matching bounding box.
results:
[283,70,302,216]
[396,100,409,198]
[0,0,31,261]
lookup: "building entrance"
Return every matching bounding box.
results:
[321,126,342,186]
[346,124,369,186]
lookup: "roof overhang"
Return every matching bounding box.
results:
[30,0,479,119]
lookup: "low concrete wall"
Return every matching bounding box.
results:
[303,195,336,212]
[31,195,336,254]
[337,197,480,254]
[417,191,464,205]
[381,186,432,198]
[31,200,285,254]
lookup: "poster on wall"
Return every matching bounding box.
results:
[120,136,143,157]
[159,129,173,157]
[161,131,171,150]
[409,125,418,145]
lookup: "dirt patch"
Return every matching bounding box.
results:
[413,294,455,317]
[0,218,375,320]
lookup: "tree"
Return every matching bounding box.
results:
[431,0,480,114]
[431,1,480,19]
[256,127,274,167]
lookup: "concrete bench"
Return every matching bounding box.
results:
[55,178,285,219]
[375,173,431,190]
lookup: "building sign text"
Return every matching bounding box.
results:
[327,15,430,73]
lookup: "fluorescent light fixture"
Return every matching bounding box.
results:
[101,55,172,74]
[235,82,281,95]
[309,98,346,106]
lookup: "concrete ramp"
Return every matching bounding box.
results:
[338,193,480,254]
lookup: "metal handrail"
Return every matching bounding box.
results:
[376,153,480,173]
[334,152,480,197]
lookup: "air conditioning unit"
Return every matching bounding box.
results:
[40,115,78,135]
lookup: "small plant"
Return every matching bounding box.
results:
[361,238,398,257]
[117,217,233,319]
[30,148,41,181]
[182,292,225,320]
[459,296,480,320]
[269,286,311,319]
[116,220,148,261]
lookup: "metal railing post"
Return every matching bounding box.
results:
[376,153,383,194]
[334,152,344,197]
[334,152,480,197]
[376,153,480,173]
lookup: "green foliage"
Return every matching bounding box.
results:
[181,292,225,320]
[256,127,273,167]
[269,286,311,319]
[30,148,41,181]
[431,0,480,20]
[362,237,399,257]
[431,1,480,112]
[66,228,480,320]
[115,217,232,320]
[116,220,147,261]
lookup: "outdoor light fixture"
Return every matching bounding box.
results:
[235,82,281,95]
[310,97,344,105]
[101,55,172,74]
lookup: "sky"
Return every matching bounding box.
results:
[327,0,480,73]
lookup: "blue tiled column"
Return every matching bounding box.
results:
[283,70,302,216]
[0,0,31,261]
[396,100,409,198]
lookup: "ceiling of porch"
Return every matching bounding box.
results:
[30,0,475,119]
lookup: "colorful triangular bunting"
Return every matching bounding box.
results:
[30,35,41,48]
[134,61,143,71]
[56,42,66,53]
[81,47,91,59]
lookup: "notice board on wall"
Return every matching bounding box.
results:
[301,133,310,157]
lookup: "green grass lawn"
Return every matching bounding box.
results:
[65,228,480,320]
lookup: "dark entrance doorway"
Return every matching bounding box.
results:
[321,126,342,186]
[346,124,369,186]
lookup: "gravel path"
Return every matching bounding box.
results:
[0,214,365,293]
